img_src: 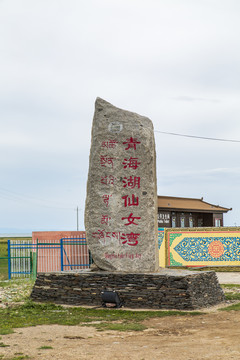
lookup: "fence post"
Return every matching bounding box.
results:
[60,238,64,271]
[7,240,11,280]
[36,239,39,277]
[31,239,38,279]
[32,252,37,280]
[30,250,33,276]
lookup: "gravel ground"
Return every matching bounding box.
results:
[0,279,33,307]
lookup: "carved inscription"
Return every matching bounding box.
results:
[85,98,159,272]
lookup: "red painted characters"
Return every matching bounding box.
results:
[123,137,141,150]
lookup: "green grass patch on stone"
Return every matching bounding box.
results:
[38,346,53,350]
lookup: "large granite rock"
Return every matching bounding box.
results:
[84,98,159,272]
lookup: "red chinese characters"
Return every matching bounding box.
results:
[122,157,141,169]
[123,137,141,150]
[122,176,141,189]
[122,194,139,207]
[98,135,142,248]
[121,213,141,226]
[121,232,140,246]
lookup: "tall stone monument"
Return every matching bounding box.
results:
[30,98,225,311]
[85,98,159,272]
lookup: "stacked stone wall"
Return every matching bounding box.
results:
[31,270,225,310]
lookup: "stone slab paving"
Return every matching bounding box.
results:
[216,272,240,284]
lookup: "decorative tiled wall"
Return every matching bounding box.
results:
[158,228,166,267]
[165,229,240,267]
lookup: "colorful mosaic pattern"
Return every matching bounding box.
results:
[174,236,240,262]
[158,228,165,249]
[158,228,166,267]
[168,231,240,267]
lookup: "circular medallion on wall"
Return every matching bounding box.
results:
[208,240,224,258]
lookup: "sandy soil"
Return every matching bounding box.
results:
[1,310,240,360]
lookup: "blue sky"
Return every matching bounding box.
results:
[1,0,240,233]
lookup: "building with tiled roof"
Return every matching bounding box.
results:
[157,196,231,228]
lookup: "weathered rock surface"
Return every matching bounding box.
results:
[84,98,158,272]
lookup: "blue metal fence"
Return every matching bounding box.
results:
[60,237,91,271]
[7,237,92,279]
[7,239,33,279]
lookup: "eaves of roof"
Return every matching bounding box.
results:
[158,196,231,213]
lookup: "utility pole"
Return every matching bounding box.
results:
[76,206,79,231]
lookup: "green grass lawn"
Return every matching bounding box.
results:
[0,279,203,335]
[0,283,240,335]
[0,299,202,334]
[2,237,240,336]
[1,279,240,336]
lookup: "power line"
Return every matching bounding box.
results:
[154,130,240,143]
[75,206,80,231]
[0,186,74,210]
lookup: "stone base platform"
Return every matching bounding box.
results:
[30,269,225,310]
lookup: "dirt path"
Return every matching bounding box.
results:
[1,311,240,360]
